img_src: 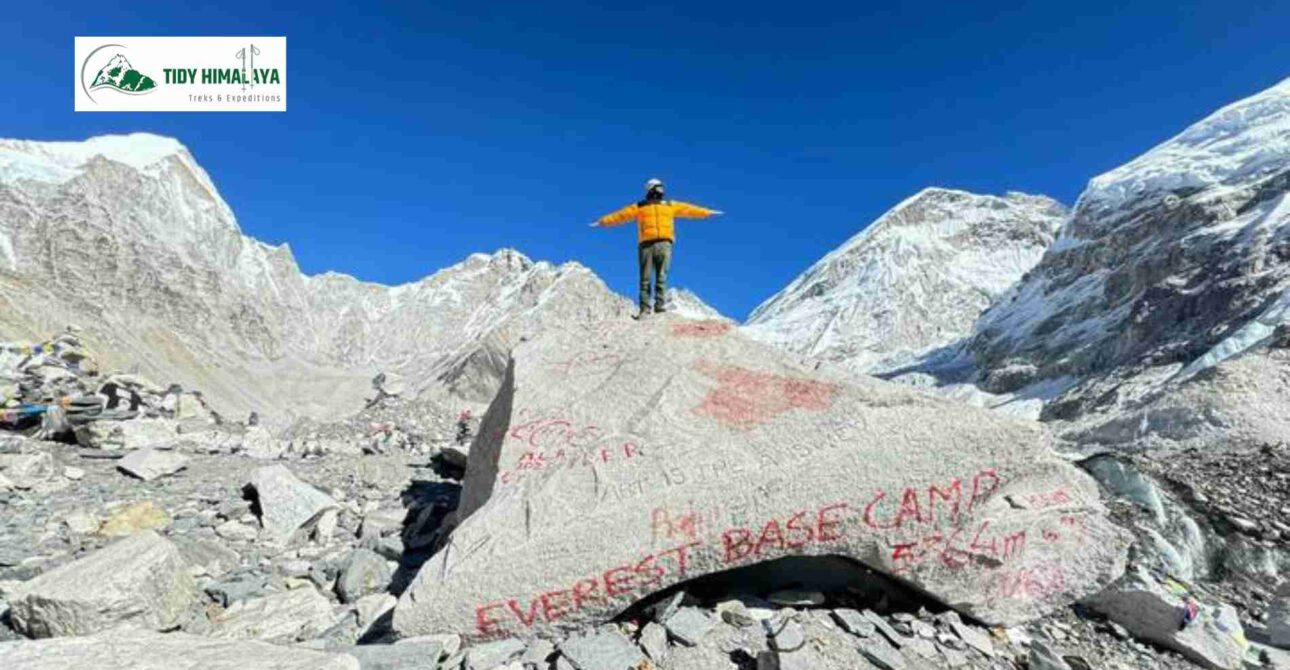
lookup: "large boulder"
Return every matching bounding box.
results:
[1086,567,1248,669]
[0,451,56,490]
[244,464,339,543]
[117,447,189,481]
[74,418,179,451]
[8,531,199,637]
[211,586,337,643]
[0,628,359,669]
[393,316,1130,641]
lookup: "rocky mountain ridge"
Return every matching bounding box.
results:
[0,134,630,424]
[961,76,1290,447]
[743,187,1065,373]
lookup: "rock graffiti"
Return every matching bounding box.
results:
[719,502,851,562]
[497,415,643,486]
[499,442,642,485]
[983,562,1068,600]
[692,361,837,429]
[508,416,605,450]
[544,351,625,379]
[471,466,1089,637]
[472,540,702,636]
[862,469,1001,530]
[669,320,733,338]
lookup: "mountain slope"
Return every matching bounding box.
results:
[0,134,630,424]
[966,77,1290,445]
[743,188,1065,372]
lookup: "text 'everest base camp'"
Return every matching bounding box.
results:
[395,316,1130,641]
[0,78,1288,670]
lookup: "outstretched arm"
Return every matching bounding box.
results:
[591,203,639,228]
[671,201,723,219]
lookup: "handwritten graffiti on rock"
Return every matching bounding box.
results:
[889,521,1027,573]
[692,361,838,429]
[500,440,642,486]
[984,562,1068,600]
[474,540,701,636]
[863,469,1001,531]
[669,320,733,338]
[473,468,1085,636]
[509,416,605,450]
[720,503,851,562]
[1024,488,1073,509]
[545,351,625,378]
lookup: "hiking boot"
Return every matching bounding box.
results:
[653,304,667,314]
[632,306,651,320]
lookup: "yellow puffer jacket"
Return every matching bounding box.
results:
[596,199,718,244]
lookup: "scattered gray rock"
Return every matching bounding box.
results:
[939,645,969,668]
[205,572,271,607]
[520,638,555,667]
[1029,640,1072,670]
[0,452,54,489]
[8,530,199,637]
[74,418,179,451]
[949,618,994,657]
[117,447,189,481]
[215,519,259,542]
[241,425,286,459]
[212,586,337,643]
[1087,567,1247,670]
[863,609,911,648]
[368,535,404,561]
[245,464,339,543]
[558,628,645,670]
[336,548,393,603]
[62,510,99,535]
[346,633,462,669]
[764,615,805,653]
[860,638,907,670]
[638,621,670,663]
[0,628,360,669]
[665,607,716,646]
[355,593,397,633]
[716,599,756,628]
[463,637,525,670]
[832,608,875,637]
[650,591,689,624]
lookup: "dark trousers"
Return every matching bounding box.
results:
[638,240,672,310]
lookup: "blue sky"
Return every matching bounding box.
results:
[2,1,1288,319]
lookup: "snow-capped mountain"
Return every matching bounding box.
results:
[666,287,730,321]
[967,77,1290,446]
[0,134,630,424]
[743,188,1065,372]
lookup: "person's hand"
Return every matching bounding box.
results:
[711,210,725,216]
[589,221,601,227]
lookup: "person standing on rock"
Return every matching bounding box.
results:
[591,179,722,319]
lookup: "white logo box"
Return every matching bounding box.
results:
[75,36,287,112]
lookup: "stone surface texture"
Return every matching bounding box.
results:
[394,315,1130,640]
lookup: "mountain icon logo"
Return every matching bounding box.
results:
[80,44,158,103]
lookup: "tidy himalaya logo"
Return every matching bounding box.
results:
[75,37,287,112]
